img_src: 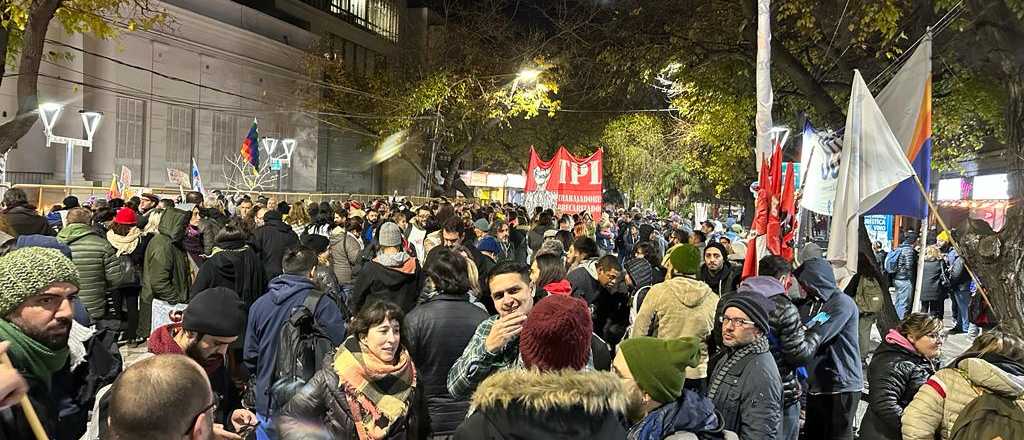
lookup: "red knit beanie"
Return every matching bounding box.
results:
[520,295,593,371]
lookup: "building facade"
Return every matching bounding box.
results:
[0,0,430,194]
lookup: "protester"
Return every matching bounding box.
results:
[300,234,346,310]
[252,210,300,281]
[139,207,190,339]
[106,207,149,344]
[0,248,91,438]
[405,248,489,438]
[527,210,556,255]
[277,301,417,440]
[286,200,312,235]
[56,207,124,327]
[902,331,1024,439]
[454,295,628,439]
[1,188,55,236]
[407,205,432,263]
[531,253,570,299]
[707,292,783,439]
[330,216,365,287]
[945,237,972,334]
[631,244,718,392]
[349,222,423,315]
[567,236,600,271]
[699,242,738,297]
[859,313,942,440]
[191,223,267,309]
[797,257,863,440]
[105,355,226,440]
[634,242,666,284]
[919,245,948,319]
[854,253,886,366]
[245,246,346,438]
[891,231,919,320]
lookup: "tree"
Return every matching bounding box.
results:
[0,0,164,154]
[221,155,282,194]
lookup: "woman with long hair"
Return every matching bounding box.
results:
[287,200,311,235]
[919,245,948,319]
[531,253,570,299]
[278,301,418,440]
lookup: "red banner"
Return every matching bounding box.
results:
[524,146,603,221]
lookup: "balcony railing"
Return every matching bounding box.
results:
[298,0,398,42]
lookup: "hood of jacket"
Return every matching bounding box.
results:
[580,257,601,280]
[957,355,1024,397]
[657,276,716,308]
[470,369,627,435]
[57,222,97,245]
[365,259,419,286]
[737,276,786,298]
[882,328,919,354]
[262,218,293,235]
[157,208,190,243]
[796,257,841,301]
[634,389,725,438]
[266,274,318,306]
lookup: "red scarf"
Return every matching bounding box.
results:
[544,279,572,296]
[148,324,223,376]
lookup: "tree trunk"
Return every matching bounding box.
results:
[0,0,63,155]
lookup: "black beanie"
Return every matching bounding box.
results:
[183,287,246,337]
[704,241,729,260]
[721,291,774,334]
[301,234,330,254]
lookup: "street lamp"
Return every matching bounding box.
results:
[39,103,103,186]
[517,69,541,83]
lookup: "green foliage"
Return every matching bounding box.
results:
[933,74,1007,172]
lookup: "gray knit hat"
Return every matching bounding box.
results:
[0,247,80,316]
[378,222,403,247]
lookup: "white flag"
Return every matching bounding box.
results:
[827,70,915,274]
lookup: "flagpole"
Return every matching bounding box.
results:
[912,213,929,313]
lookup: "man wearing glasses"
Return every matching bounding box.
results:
[106,354,220,440]
[706,292,783,440]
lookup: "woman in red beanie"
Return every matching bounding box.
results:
[106,207,151,344]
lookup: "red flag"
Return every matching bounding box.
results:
[779,161,797,261]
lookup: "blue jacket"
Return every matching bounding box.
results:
[797,258,863,394]
[243,274,346,416]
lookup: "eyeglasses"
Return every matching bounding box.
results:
[183,393,220,435]
[720,316,756,328]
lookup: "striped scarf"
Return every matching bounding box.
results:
[334,336,416,440]
[707,335,770,400]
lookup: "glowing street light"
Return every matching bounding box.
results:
[38,103,103,186]
[517,69,541,83]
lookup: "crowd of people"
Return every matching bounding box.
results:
[0,186,1019,440]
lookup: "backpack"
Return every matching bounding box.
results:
[883,250,900,274]
[949,377,1024,440]
[269,289,333,413]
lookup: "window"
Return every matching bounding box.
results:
[212,113,241,166]
[116,97,145,160]
[165,105,193,165]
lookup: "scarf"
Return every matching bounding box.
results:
[334,336,416,440]
[0,319,69,389]
[106,228,142,256]
[375,251,410,268]
[707,335,770,400]
[147,323,223,377]
[543,280,572,296]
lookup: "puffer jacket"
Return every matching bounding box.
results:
[738,277,820,406]
[631,276,719,379]
[139,208,190,337]
[276,346,419,440]
[919,259,947,302]
[894,243,917,280]
[196,217,221,256]
[57,223,124,319]
[330,230,363,284]
[902,355,1024,440]
[454,369,629,440]
[859,330,938,440]
[405,292,489,437]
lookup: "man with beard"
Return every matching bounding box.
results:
[407,205,433,264]
[363,209,381,243]
[84,287,256,440]
[700,242,739,297]
[614,336,733,439]
[0,247,82,439]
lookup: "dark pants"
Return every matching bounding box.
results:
[922,299,944,319]
[805,392,859,440]
[781,400,800,440]
[124,293,139,340]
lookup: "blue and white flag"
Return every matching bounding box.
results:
[191,157,206,195]
[799,120,844,215]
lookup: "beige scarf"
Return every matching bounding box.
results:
[106,228,142,256]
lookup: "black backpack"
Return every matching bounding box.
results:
[269,289,334,413]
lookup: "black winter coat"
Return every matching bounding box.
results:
[405,293,488,436]
[707,345,783,440]
[2,205,56,236]
[251,219,299,280]
[191,240,267,308]
[858,337,937,440]
[276,349,419,440]
[349,258,424,315]
[919,259,947,302]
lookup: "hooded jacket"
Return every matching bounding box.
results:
[2,205,56,236]
[243,274,346,416]
[627,389,730,440]
[57,223,124,319]
[902,355,1024,440]
[527,223,555,253]
[141,208,190,305]
[919,259,947,302]
[252,215,300,280]
[454,369,629,440]
[737,276,820,405]
[329,229,363,284]
[859,329,937,440]
[348,254,423,315]
[796,257,863,394]
[631,276,719,379]
[191,240,268,308]
[405,292,489,436]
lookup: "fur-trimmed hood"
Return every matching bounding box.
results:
[461,368,629,439]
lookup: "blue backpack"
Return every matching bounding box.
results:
[883,249,900,274]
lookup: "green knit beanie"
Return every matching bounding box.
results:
[619,336,701,403]
[0,247,80,317]
[669,244,702,275]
